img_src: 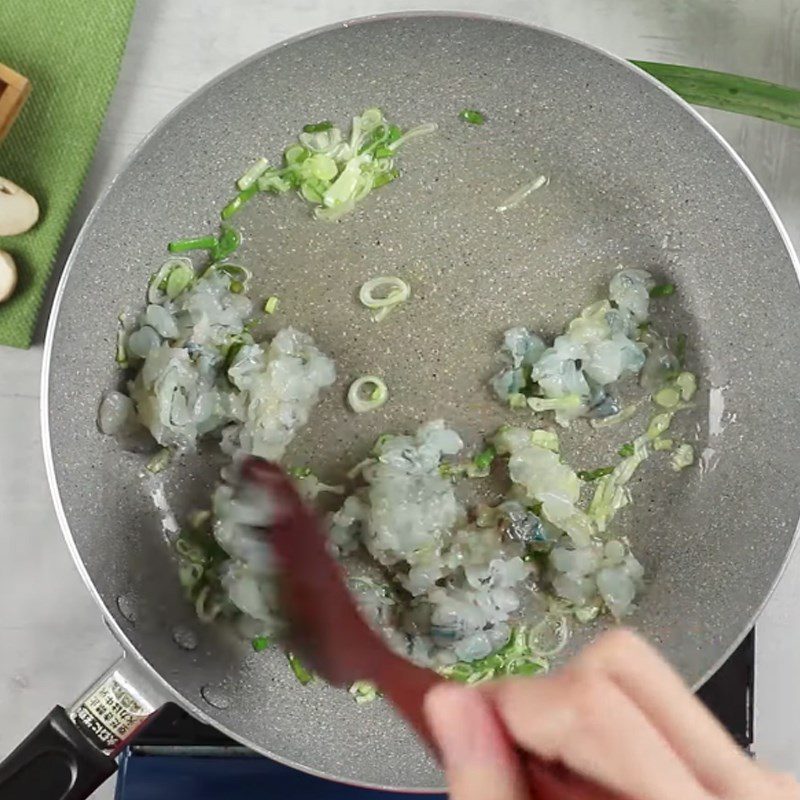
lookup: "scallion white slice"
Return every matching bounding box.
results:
[148,257,194,304]
[671,443,694,471]
[146,447,172,474]
[496,175,549,212]
[387,121,438,152]
[359,276,411,322]
[348,376,388,413]
[236,157,269,191]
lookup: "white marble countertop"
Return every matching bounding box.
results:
[2,1,799,796]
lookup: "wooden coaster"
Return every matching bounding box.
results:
[0,63,31,144]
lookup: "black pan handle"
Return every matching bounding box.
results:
[0,705,118,800]
[0,658,163,800]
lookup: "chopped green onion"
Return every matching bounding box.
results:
[287,653,314,685]
[348,376,389,413]
[263,295,279,314]
[438,626,548,684]
[249,110,435,220]
[577,466,615,482]
[284,169,302,189]
[178,561,204,592]
[224,341,245,373]
[654,386,681,408]
[530,429,560,452]
[207,263,250,285]
[300,180,325,204]
[221,184,258,220]
[372,433,393,455]
[168,234,217,254]
[653,437,674,451]
[237,157,270,191]
[146,447,172,474]
[188,510,211,530]
[589,438,651,531]
[496,175,549,213]
[647,412,674,439]
[618,442,635,458]
[115,320,128,367]
[631,61,800,130]
[284,144,310,165]
[438,462,454,478]
[303,121,333,133]
[318,162,360,211]
[257,171,292,193]
[459,108,486,125]
[165,262,195,300]
[509,393,528,409]
[211,225,241,261]
[575,605,601,624]
[527,613,571,658]
[175,537,208,564]
[149,257,195,303]
[195,585,227,623]
[359,275,411,322]
[251,635,270,652]
[359,124,388,154]
[360,107,384,129]
[386,122,438,152]
[671,443,695,471]
[287,466,313,478]
[649,283,676,298]
[473,445,496,472]
[372,169,399,189]
[464,446,497,477]
[349,680,379,704]
[590,401,642,429]
[528,394,583,413]
[676,371,697,401]
[303,153,338,182]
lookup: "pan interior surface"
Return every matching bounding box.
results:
[45,15,800,790]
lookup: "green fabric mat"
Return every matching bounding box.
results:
[0,0,136,348]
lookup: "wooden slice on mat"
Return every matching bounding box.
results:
[0,63,31,144]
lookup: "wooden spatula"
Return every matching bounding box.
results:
[241,456,632,800]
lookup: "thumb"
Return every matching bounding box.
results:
[424,682,527,800]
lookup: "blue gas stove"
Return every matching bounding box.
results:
[116,631,753,799]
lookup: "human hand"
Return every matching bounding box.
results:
[424,629,799,800]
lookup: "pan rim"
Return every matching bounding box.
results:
[40,9,800,791]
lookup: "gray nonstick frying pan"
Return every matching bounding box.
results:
[3,12,800,799]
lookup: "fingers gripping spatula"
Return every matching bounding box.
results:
[241,457,631,800]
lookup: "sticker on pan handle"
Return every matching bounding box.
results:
[71,670,156,754]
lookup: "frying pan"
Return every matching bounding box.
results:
[2,12,800,799]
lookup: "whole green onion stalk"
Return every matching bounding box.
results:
[633,62,800,130]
